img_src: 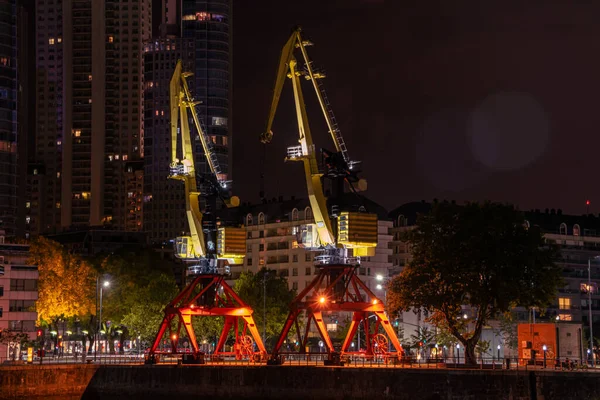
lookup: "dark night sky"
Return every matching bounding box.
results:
[232,1,600,215]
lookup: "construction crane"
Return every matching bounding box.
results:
[261,27,403,365]
[146,61,266,364]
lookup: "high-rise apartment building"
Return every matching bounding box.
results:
[0,0,17,237]
[180,0,231,181]
[143,37,193,243]
[32,0,151,236]
[143,0,231,244]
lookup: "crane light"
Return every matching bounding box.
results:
[172,334,178,341]
[319,296,326,304]
[372,299,378,305]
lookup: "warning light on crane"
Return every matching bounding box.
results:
[171,334,178,341]
[319,296,326,304]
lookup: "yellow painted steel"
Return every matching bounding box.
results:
[169,60,244,260]
[169,61,206,259]
[217,227,246,262]
[261,27,378,253]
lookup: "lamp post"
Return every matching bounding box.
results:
[456,343,460,364]
[96,280,110,360]
[542,344,547,369]
[497,344,501,363]
[588,257,599,366]
[263,271,268,345]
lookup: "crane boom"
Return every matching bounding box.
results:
[169,60,240,266]
[261,27,377,260]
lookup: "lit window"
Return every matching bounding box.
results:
[55,202,61,209]
[155,110,159,116]
[56,140,62,146]
[558,298,571,310]
[259,257,264,266]
[222,136,228,146]
[57,37,62,43]
[81,192,90,200]
[108,36,114,43]
[88,99,92,104]
[212,117,227,126]
[558,314,572,321]
[326,323,337,332]
[123,155,128,161]
[195,12,209,21]
[115,155,120,160]
[128,192,133,198]
[48,38,55,45]
[108,155,114,161]
[56,172,61,178]
[73,129,81,137]
[33,169,38,175]
[25,202,30,208]
[25,216,30,223]
[88,75,92,81]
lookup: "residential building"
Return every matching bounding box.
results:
[143,0,232,245]
[229,195,394,335]
[32,0,152,236]
[142,35,194,244]
[0,230,38,360]
[0,1,17,237]
[181,0,231,181]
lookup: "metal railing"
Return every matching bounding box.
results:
[1,354,599,371]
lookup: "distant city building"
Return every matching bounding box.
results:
[0,230,38,360]
[181,0,231,181]
[0,1,18,237]
[143,35,193,244]
[388,201,600,357]
[32,0,152,236]
[46,228,148,257]
[143,0,231,245]
[227,196,394,334]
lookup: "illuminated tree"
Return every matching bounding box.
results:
[387,201,562,365]
[29,237,96,326]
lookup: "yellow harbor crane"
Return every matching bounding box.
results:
[169,60,245,274]
[260,27,377,264]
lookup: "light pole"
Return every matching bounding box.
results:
[542,344,547,369]
[263,271,268,345]
[588,256,598,366]
[97,280,110,358]
[497,344,501,363]
[456,343,460,364]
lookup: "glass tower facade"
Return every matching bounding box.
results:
[181,0,230,181]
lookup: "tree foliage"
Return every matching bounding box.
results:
[29,237,96,324]
[387,201,562,365]
[120,272,180,343]
[234,268,295,348]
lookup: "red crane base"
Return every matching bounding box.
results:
[269,264,404,365]
[147,274,267,364]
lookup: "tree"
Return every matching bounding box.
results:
[29,237,96,336]
[234,268,295,349]
[120,273,179,344]
[387,201,562,365]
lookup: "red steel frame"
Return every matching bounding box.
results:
[149,274,267,361]
[271,264,404,361]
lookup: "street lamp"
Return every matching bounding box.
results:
[95,279,110,360]
[588,256,599,366]
[456,343,460,364]
[542,344,547,369]
[497,344,501,362]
